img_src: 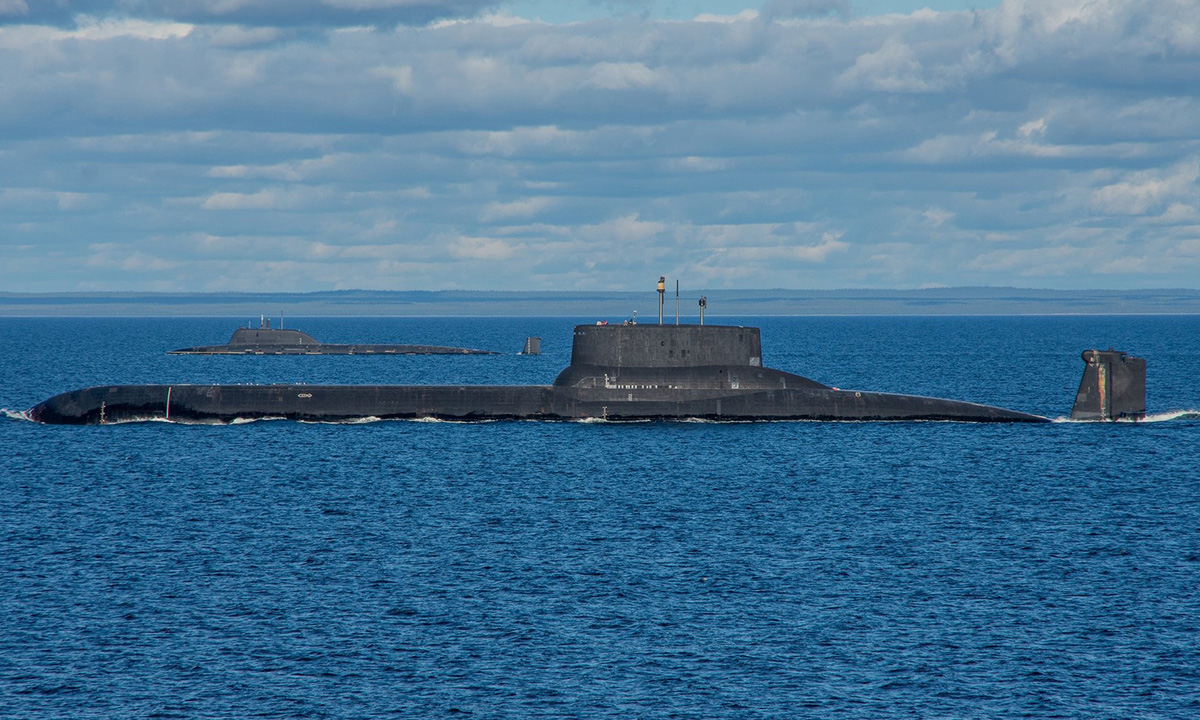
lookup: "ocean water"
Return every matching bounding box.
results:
[2,315,1199,719]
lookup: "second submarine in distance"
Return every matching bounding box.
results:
[168,318,495,356]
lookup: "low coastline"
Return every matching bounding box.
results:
[3,287,1200,317]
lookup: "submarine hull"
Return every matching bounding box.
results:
[28,322,1067,425]
[29,383,1047,424]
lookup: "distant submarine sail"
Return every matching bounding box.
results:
[27,284,1145,425]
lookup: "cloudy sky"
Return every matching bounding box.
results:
[1,0,1197,292]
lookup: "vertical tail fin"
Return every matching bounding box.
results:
[1070,349,1146,421]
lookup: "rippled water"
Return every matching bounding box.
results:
[3,316,1199,718]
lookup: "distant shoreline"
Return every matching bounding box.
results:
[3,288,1200,317]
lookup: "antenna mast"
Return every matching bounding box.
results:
[657,276,666,325]
[675,280,680,325]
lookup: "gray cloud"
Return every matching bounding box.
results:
[760,0,848,21]
[1,0,495,27]
[1,0,1199,291]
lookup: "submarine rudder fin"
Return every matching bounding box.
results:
[1070,348,1146,421]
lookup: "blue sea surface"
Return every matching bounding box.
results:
[2,315,1199,719]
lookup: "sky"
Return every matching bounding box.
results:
[1,0,1198,293]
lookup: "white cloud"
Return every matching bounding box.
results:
[968,244,1086,276]
[1157,203,1199,224]
[206,154,338,181]
[0,17,192,46]
[837,38,935,93]
[447,234,525,260]
[984,0,1200,65]
[3,0,1200,291]
[200,187,332,210]
[1,0,497,28]
[694,10,758,24]
[429,10,531,29]
[202,190,283,210]
[480,196,553,220]
[708,230,848,262]
[373,64,414,94]
[0,0,27,18]
[86,244,179,271]
[587,215,668,244]
[1018,118,1046,138]
[1090,162,1199,216]
[760,0,848,22]
[666,156,727,172]
[586,62,662,91]
[793,231,849,261]
[195,25,282,47]
[923,207,953,228]
[456,125,584,157]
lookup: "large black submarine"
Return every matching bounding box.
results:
[169,318,495,355]
[28,319,1145,425]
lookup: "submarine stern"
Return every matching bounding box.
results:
[1070,349,1146,421]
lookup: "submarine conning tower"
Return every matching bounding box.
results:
[227,327,320,347]
[569,323,762,369]
[552,323,828,391]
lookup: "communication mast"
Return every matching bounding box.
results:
[675,280,680,325]
[657,276,666,324]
